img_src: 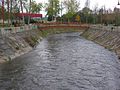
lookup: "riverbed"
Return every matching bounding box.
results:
[0,32,120,90]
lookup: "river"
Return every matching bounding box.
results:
[0,32,120,90]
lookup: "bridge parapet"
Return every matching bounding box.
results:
[37,23,89,30]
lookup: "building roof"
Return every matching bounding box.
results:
[16,13,42,18]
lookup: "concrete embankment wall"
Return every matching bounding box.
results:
[81,25,120,58]
[0,25,40,63]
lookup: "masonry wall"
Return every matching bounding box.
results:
[81,25,120,58]
[0,25,40,63]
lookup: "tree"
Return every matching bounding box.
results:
[31,1,43,13]
[9,0,28,24]
[7,0,10,26]
[11,0,32,24]
[27,0,31,24]
[0,6,2,20]
[85,0,90,8]
[82,0,91,23]
[63,0,80,22]
[20,0,26,24]
[92,3,98,24]
[1,0,18,26]
[114,7,120,25]
[46,0,60,21]
[82,7,92,23]
[99,7,104,24]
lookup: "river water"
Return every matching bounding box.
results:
[0,32,120,90]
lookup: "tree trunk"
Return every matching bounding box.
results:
[28,0,31,24]
[20,0,25,25]
[10,0,13,25]
[7,0,10,26]
[2,0,4,27]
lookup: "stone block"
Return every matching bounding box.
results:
[4,49,14,55]
[0,44,10,50]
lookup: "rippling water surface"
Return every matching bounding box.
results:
[0,32,120,90]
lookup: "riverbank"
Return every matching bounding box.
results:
[0,29,40,63]
[0,26,84,63]
[81,25,120,59]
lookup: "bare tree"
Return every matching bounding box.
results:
[7,0,10,26]
[63,0,80,22]
[93,3,98,24]
[85,0,90,8]
[64,0,80,13]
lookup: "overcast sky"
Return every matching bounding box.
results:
[35,0,120,16]
[36,0,120,9]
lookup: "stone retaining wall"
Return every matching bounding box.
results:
[81,25,120,58]
[0,25,39,63]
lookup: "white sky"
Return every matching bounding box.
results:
[35,0,120,16]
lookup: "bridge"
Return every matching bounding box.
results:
[36,23,89,30]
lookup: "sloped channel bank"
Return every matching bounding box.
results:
[0,29,41,63]
[0,26,84,63]
[81,25,120,59]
